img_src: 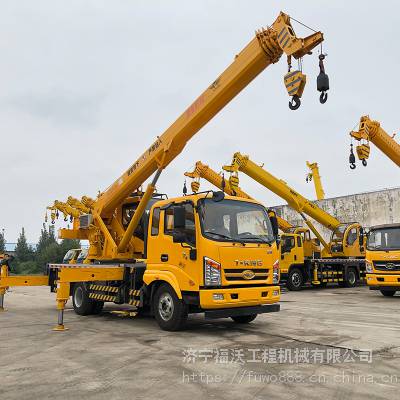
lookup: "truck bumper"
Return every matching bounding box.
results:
[199,285,280,309]
[205,303,280,319]
[366,273,400,289]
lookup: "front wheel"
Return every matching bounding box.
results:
[153,284,188,331]
[231,314,257,324]
[286,268,304,291]
[380,289,396,297]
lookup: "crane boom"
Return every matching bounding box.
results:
[95,12,324,216]
[223,152,341,231]
[349,115,400,168]
[184,161,293,231]
[306,161,325,200]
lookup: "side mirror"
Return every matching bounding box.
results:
[359,227,364,246]
[173,205,186,229]
[268,210,279,238]
[212,191,225,202]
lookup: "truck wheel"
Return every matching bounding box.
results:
[343,267,357,288]
[153,284,188,331]
[231,314,257,324]
[380,289,396,297]
[286,268,304,291]
[72,283,95,315]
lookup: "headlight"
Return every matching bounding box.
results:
[273,259,280,284]
[365,260,374,273]
[204,257,221,286]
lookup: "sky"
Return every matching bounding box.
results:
[1,0,399,243]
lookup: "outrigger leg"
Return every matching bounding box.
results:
[52,282,70,332]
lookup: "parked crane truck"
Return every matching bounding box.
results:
[222,153,366,290]
[348,116,400,296]
[0,12,327,330]
[184,160,321,275]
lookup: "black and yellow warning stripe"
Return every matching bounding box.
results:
[321,271,343,276]
[129,289,141,296]
[89,284,119,293]
[89,293,117,302]
[129,299,140,307]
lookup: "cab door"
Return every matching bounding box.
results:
[146,202,200,290]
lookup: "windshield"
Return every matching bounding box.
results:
[367,227,400,251]
[77,248,88,262]
[331,225,346,242]
[198,198,275,244]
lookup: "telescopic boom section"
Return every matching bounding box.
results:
[95,12,324,216]
[306,161,325,200]
[185,161,293,232]
[223,153,341,232]
[350,115,400,168]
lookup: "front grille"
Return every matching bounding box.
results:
[373,262,400,271]
[224,268,269,281]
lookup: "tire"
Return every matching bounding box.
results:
[343,267,357,288]
[380,289,396,297]
[231,314,257,324]
[153,284,188,331]
[286,268,304,291]
[92,301,104,314]
[72,283,95,315]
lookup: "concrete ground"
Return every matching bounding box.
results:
[1,285,399,400]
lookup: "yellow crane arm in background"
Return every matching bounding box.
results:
[184,161,293,232]
[223,152,340,232]
[306,161,325,200]
[349,115,400,169]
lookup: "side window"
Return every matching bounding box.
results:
[151,208,160,236]
[297,236,302,247]
[347,228,358,245]
[305,231,311,241]
[164,203,196,245]
[164,208,174,235]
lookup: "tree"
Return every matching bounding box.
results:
[36,224,57,255]
[0,231,5,253]
[15,227,34,262]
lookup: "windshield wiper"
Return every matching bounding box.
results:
[204,231,232,240]
[241,235,273,244]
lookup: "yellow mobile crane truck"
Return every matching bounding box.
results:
[184,160,321,275]
[0,12,327,330]
[348,116,400,296]
[365,224,400,297]
[223,153,366,290]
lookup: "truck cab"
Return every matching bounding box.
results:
[141,192,281,329]
[365,223,400,296]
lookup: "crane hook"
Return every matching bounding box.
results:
[320,92,328,104]
[362,159,368,167]
[183,180,187,196]
[349,143,356,170]
[289,95,301,110]
[317,54,329,104]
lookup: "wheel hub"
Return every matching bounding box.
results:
[159,292,174,321]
